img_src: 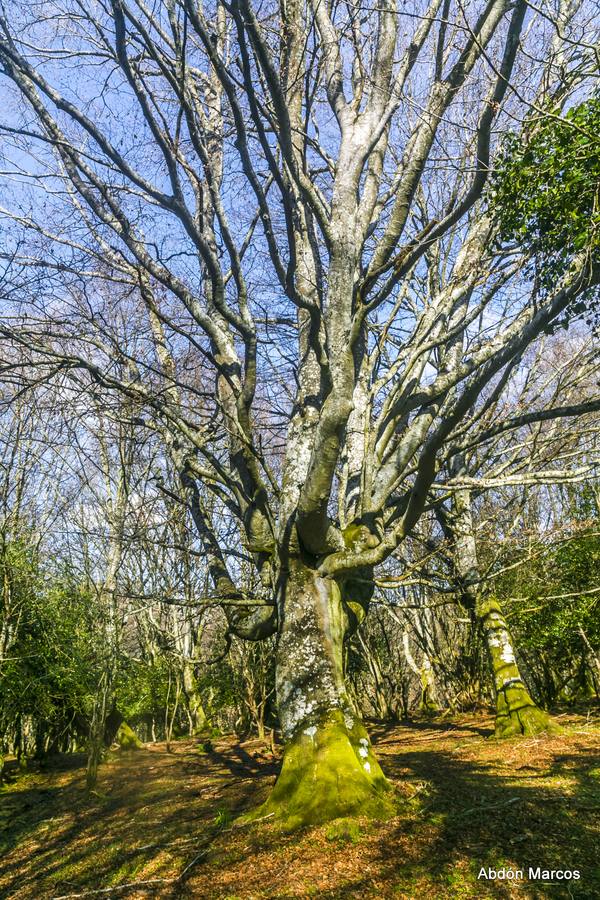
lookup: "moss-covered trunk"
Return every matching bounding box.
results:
[447,485,559,738]
[253,560,392,829]
[182,661,207,735]
[478,596,560,738]
[115,720,143,750]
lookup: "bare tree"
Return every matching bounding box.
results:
[431,332,600,734]
[0,0,598,825]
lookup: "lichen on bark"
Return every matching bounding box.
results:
[245,710,394,830]
[478,596,561,738]
[248,557,394,829]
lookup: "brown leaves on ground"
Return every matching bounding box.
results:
[1,711,599,899]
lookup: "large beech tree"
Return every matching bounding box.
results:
[0,0,599,826]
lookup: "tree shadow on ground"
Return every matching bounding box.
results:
[314,732,600,898]
[370,716,493,741]
[187,721,600,899]
[0,739,276,899]
[2,725,599,899]
[202,742,278,781]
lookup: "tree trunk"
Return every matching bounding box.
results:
[419,656,439,714]
[478,596,560,738]
[578,626,600,698]
[446,485,559,738]
[250,560,393,830]
[86,721,103,790]
[115,721,144,751]
[182,661,207,735]
[402,631,438,713]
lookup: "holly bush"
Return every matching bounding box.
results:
[492,97,600,320]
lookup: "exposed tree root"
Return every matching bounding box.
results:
[495,693,562,738]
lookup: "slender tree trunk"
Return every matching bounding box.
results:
[86,692,106,790]
[419,656,439,714]
[578,626,600,697]
[252,560,393,829]
[34,721,46,760]
[255,706,266,742]
[182,661,207,735]
[477,595,560,737]
[356,630,393,720]
[402,630,438,713]
[446,485,560,738]
[86,420,130,786]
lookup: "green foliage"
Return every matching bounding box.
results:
[0,542,105,745]
[507,529,600,652]
[0,529,275,758]
[0,537,168,756]
[492,97,600,321]
[214,806,233,828]
[115,655,171,724]
[495,492,600,706]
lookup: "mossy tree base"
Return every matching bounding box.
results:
[115,721,144,750]
[478,596,562,740]
[244,712,395,831]
[495,685,562,738]
[495,700,562,738]
[419,696,439,717]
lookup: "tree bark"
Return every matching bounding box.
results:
[249,559,393,829]
[477,595,560,738]
[182,661,208,736]
[115,721,144,751]
[446,486,560,738]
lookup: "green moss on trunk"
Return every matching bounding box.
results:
[259,560,395,829]
[245,711,394,831]
[495,684,562,738]
[478,597,562,739]
[116,721,143,751]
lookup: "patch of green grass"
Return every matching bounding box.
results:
[445,868,477,897]
[427,811,447,826]
[107,854,147,885]
[214,805,233,828]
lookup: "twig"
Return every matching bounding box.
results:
[229,811,274,830]
[178,848,210,879]
[460,796,520,816]
[135,835,199,851]
[52,849,210,899]
[52,813,276,898]
[52,878,178,899]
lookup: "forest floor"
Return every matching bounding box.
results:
[1,711,600,900]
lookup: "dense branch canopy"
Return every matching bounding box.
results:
[0,0,598,635]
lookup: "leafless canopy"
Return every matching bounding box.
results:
[0,0,598,638]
